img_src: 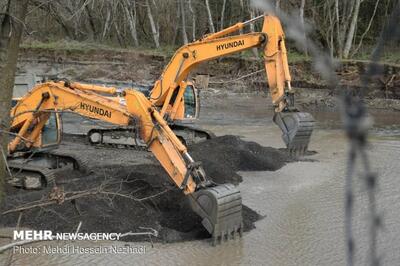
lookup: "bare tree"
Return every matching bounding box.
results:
[205,0,215,33]
[180,0,188,44]
[188,0,196,41]
[334,0,342,58]
[239,0,245,34]
[300,0,308,57]
[275,0,281,11]
[220,0,227,30]
[146,0,160,48]
[351,0,381,57]
[0,0,29,203]
[249,7,258,57]
[101,4,111,41]
[124,0,139,46]
[343,0,362,58]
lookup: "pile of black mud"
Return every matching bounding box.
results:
[0,135,290,243]
[190,135,290,184]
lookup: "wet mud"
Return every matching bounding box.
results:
[0,135,291,243]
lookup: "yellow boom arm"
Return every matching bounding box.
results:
[149,15,292,116]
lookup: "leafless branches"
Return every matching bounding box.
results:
[2,175,171,216]
[14,0,393,56]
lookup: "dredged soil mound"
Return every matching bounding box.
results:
[190,135,290,184]
[0,135,289,243]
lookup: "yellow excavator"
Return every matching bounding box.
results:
[85,14,314,154]
[8,81,242,244]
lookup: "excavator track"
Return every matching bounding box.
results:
[87,127,147,150]
[189,184,243,245]
[7,150,88,189]
[45,149,89,173]
[170,124,216,146]
[86,124,214,149]
[8,161,56,188]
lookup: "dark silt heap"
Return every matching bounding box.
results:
[0,135,290,243]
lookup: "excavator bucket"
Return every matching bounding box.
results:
[273,112,315,156]
[189,184,243,245]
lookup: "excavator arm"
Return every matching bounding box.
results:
[149,14,314,154]
[9,81,242,243]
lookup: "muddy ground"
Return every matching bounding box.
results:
[0,135,295,243]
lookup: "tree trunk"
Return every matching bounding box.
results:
[124,0,139,46]
[334,0,343,58]
[249,8,258,57]
[188,0,196,41]
[0,0,29,204]
[299,0,308,57]
[204,0,215,33]
[239,0,244,34]
[351,0,381,57]
[343,0,361,58]
[220,0,226,31]
[101,8,111,41]
[85,4,97,40]
[180,0,188,44]
[146,0,160,48]
[275,0,281,11]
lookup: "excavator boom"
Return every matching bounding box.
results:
[147,14,314,154]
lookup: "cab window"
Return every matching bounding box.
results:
[183,85,196,118]
[41,113,60,146]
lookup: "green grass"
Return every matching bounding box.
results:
[22,40,117,52]
[287,50,309,63]
[21,40,179,58]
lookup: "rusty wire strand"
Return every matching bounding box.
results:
[342,1,400,265]
[250,0,399,265]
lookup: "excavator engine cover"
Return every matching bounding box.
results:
[273,111,315,155]
[189,183,243,245]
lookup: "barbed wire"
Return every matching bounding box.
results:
[341,1,400,266]
[250,0,400,265]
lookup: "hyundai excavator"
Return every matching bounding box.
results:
[85,14,314,154]
[7,80,242,244]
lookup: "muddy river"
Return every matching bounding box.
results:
[1,94,400,265]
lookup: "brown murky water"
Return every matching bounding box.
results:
[2,95,400,265]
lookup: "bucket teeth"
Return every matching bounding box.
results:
[189,183,243,245]
[211,226,242,246]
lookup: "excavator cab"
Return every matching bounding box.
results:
[183,83,199,119]
[41,112,62,148]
